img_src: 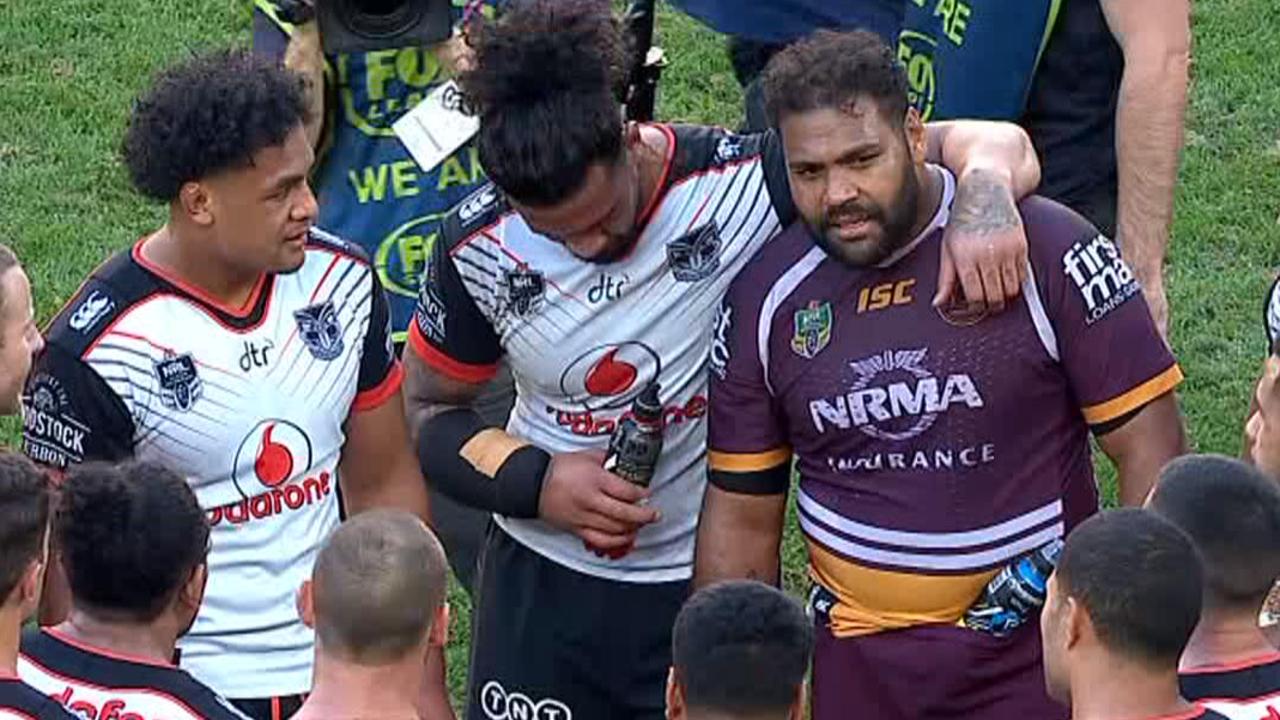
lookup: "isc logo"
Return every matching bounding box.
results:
[857,279,915,314]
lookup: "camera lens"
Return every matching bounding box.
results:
[337,0,424,39]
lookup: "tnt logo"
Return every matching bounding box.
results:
[1062,234,1139,325]
[479,681,572,720]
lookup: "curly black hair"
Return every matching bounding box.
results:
[761,29,908,129]
[121,49,309,201]
[459,0,631,206]
[58,461,209,622]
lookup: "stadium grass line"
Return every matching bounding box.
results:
[2,0,1278,706]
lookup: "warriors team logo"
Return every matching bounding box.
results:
[294,301,345,361]
[559,342,662,411]
[667,223,722,282]
[791,301,833,359]
[502,268,545,318]
[231,419,314,498]
[153,353,203,412]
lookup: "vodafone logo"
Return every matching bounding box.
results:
[558,343,661,411]
[232,420,314,498]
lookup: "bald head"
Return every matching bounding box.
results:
[312,510,448,664]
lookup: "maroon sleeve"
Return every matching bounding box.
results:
[1022,197,1182,429]
[707,273,792,494]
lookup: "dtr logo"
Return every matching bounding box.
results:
[480,681,572,720]
[1062,234,1139,325]
[809,348,984,440]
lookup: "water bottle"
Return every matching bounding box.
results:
[603,382,664,487]
[963,538,1064,636]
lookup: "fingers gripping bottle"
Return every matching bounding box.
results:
[604,382,664,487]
[963,538,1064,636]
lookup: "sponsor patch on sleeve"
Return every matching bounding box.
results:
[21,374,90,468]
[1061,234,1140,325]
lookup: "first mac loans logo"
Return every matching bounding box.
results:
[1062,234,1139,325]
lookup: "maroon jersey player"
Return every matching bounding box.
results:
[694,30,1188,720]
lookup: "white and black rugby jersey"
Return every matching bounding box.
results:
[19,629,249,720]
[409,123,794,582]
[21,230,402,698]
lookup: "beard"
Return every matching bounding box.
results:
[806,160,922,268]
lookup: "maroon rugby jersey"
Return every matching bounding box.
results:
[707,167,1181,637]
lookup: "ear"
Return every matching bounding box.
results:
[623,120,644,151]
[180,563,208,614]
[17,557,44,617]
[1065,596,1086,651]
[428,601,450,647]
[177,181,216,227]
[904,106,927,165]
[297,579,315,629]
[665,667,683,720]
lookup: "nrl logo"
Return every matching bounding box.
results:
[791,301,832,359]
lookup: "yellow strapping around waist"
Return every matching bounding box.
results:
[808,542,997,638]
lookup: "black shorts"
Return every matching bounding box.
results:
[467,524,688,720]
[227,694,304,720]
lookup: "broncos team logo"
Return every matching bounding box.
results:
[294,301,345,361]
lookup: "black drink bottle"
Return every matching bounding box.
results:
[604,382,664,487]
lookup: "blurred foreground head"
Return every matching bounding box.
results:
[667,580,812,720]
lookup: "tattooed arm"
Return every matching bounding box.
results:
[924,121,1038,313]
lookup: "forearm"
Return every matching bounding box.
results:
[1113,51,1189,280]
[417,409,546,517]
[692,488,785,590]
[926,121,1041,199]
[343,449,431,521]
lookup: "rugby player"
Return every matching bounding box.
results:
[294,510,450,720]
[0,454,71,719]
[666,581,812,720]
[1244,279,1280,480]
[405,2,1042,717]
[696,31,1187,719]
[19,462,247,720]
[19,51,438,719]
[1041,509,1228,720]
[1147,456,1280,716]
[0,244,44,416]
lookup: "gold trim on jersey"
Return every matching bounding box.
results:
[708,447,792,473]
[1081,364,1183,425]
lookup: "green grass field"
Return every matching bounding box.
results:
[2,0,1279,706]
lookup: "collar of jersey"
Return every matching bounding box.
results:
[874,164,956,269]
[131,237,273,322]
[43,627,176,669]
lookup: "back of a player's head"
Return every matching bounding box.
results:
[761,29,909,130]
[121,49,309,202]
[59,461,209,622]
[1055,509,1202,667]
[1149,454,1280,612]
[311,510,448,664]
[0,454,50,606]
[671,581,812,718]
[459,0,630,206]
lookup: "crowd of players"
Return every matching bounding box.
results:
[0,0,1275,718]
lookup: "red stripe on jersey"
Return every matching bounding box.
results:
[132,238,272,321]
[43,628,174,669]
[19,650,205,719]
[1182,652,1280,675]
[352,361,404,412]
[98,328,237,378]
[407,324,499,384]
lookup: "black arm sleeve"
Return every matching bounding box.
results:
[21,344,135,470]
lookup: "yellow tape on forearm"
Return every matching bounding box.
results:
[459,429,529,479]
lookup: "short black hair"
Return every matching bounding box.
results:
[672,580,812,715]
[58,461,209,622]
[0,454,51,602]
[121,49,309,201]
[459,0,630,206]
[1057,508,1202,666]
[1150,454,1280,610]
[761,29,909,129]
